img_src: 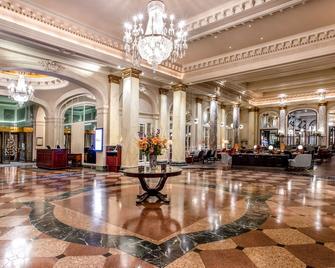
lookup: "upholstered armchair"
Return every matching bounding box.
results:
[288,154,312,169]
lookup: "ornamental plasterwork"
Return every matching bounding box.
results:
[0,71,69,90]
[40,59,65,73]
[249,89,335,107]
[186,0,307,41]
[183,25,335,73]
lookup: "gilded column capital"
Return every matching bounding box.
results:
[279,106,287,110]
[172,83,188,92]
[108,74,121,84]
[248,107,259,112]
[121,68,142,79]
[318,101,328,107]
[159,88,169,95]
[196,97,203,104]
[220,104,226,110]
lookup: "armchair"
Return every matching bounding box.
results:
[288,154,312,169]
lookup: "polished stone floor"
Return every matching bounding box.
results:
[0,163,334,267]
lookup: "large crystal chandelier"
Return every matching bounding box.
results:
[123,0,188,71]
[8,74,34,106]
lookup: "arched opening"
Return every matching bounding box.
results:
[287,109,318,146]
[259,111,279,147]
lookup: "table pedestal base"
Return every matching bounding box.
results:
[136,175,170,204]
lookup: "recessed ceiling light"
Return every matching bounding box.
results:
[260,37,264,40]
[248,24,252,28]
[229,46,232,49]
[214,35,218,39]
[117,65,122,69]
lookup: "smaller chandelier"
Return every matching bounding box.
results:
[123,0,188,71]
[8,74,34,106]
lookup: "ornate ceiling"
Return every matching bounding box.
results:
[0,0,335,107]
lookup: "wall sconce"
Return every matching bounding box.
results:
[220,122,225,128]
[194,118,199,125]
[239,124,244,129]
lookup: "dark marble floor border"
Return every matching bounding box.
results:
[24,178,270,267]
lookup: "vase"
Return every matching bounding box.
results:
[149,154,157,169]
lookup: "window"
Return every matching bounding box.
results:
[72,106,84,123]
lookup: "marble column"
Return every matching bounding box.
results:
[279,106,287,136]
[44,116,61,148]
[96,106,108,171]
[195,98,203,150]
[121,68,141,168]
[248,107,259,147]
[220,105,227,148]
[232,104,241,146]
[159,88,169,161]
[172,84,187,164]
[217,102,222,149]
[108,75,121,145]
[318,102,327,146]
[209,96,218,151]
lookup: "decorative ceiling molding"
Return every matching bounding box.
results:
[39,59,65,73]
[0,72,69,90]
[0,0,182,74]
[250,89,335,107]
[183,24,335,73]
[186,0,307,41]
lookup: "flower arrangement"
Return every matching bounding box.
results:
[138,129,167,156]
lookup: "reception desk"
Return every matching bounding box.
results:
[36,149,68,169]
[232,153,289,168]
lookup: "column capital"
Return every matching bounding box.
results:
[159,88,169,95]
[318,101,328,107]
[233,103,240,108]
[248,107,259,112]
[172,83,188,92]
[211,95,218,101]
[121,68,142,79]
[195,97,203,103]
[220,104,226,110]
[279,106,287,110]
[108,74,121,84]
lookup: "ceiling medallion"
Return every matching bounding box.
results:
[123,0,188,71]
[40,59,65,73]
[8,74,34,106]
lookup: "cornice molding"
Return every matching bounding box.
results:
[183,25,335,73]
[250,89,335,107]
[186,0,307,41]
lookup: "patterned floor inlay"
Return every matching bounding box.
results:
[0,165,333,267]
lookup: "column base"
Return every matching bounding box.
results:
[95,165,107,171]
[170,162,187,166]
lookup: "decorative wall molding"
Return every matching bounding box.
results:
[250,89,335,107]
[39,59,65,73]
[183,25,335,73]
[186,0,307,41]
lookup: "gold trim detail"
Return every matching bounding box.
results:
[159,88,169,95]
[108,75,121,84]
[121,68,142,79]
[248,107,259,112]
[0,126,33,133]
[196,98,203,103]
[172,83,188,92]
[318,101,327,107]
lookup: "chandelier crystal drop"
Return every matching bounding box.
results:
[123,0,188,71]
[8,74,34,106]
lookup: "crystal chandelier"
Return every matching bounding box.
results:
[123,0,188,71]
[8,74,34,106]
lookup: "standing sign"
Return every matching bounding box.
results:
[95,128,103,152]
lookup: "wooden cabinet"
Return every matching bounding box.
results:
[36,149,68,169]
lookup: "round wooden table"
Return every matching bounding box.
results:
[122,166,182,204]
